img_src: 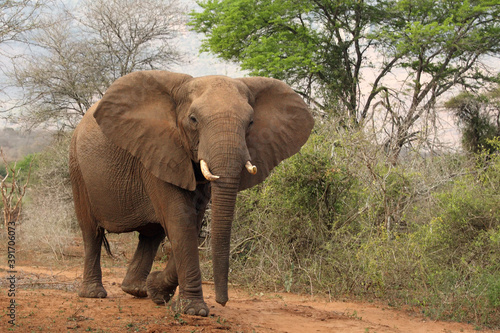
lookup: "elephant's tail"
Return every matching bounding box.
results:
[98,227,114,258]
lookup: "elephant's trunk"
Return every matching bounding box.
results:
[200,115,249,305]
[210,178,239,305]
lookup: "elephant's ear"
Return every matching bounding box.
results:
[238,77,314,191]
[94,70,197,191]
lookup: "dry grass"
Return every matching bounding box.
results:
[19,187,78,260]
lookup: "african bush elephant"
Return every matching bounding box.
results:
[69,70,314,316]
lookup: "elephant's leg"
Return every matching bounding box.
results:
[79,226,107,298]
[147,226,206,316]
[71,160,107,299]
[146,252,178,304]
[146,183,210,316]
[122,231,165,297]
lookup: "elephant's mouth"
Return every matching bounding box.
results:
[193,161,210,184]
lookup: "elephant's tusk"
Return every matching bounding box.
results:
[200,160,220,181]
[245,161,257,175]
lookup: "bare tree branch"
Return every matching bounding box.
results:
[8,0,187,129]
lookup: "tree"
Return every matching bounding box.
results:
[1,0,49,112]
[190,0,500,160]
[375,0,500,158]
[191,0,385,122]
[0,0,48,46]
[445,86,500,153]
[80,0,186,80]
[11,0,186,129]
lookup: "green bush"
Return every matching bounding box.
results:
[0,153,36,186]
[226,121,500,328]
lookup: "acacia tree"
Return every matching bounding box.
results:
[445,86,500,153]
[80,0,186,80]
[11,0,186,129]
[190,0,500,159]
[375,0,500,158]
[191,0,384,122]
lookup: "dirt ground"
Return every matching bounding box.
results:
[1,236,498,333]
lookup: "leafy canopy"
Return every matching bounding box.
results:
[191,0,500,136]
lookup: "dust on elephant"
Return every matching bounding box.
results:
[69,70,314,316]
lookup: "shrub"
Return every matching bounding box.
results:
[18,133,79,259]
[20,186,78,260]
[225,120,500,328]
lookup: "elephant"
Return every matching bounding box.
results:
[69,70,314,317]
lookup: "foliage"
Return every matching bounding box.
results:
[28,132,72,190]
[191,0,500,159]
[190,0,388,118]
[9,153,36,183]
[0,128,52,221]
[223,120,500,328]
[445,88,500,153]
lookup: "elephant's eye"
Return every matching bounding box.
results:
[189,115,198,124]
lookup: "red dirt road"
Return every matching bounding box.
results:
[1,233,498,333]
[1,261,497,333]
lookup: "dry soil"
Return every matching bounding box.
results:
[1,236,497,332]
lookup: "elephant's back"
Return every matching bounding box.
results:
[71,102,159,232]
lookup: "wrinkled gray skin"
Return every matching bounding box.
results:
[70,70,314,317]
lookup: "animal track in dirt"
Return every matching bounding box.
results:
[0,245,497,332]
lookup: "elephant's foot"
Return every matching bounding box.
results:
[146,271,177,305]
[121,279,147,298]
[173,298,209,317]
[79,282,107,298]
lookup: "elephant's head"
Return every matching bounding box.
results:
[93,70,314,305]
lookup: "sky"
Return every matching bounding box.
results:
[169,27,245,78]
[151,0,245,77]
